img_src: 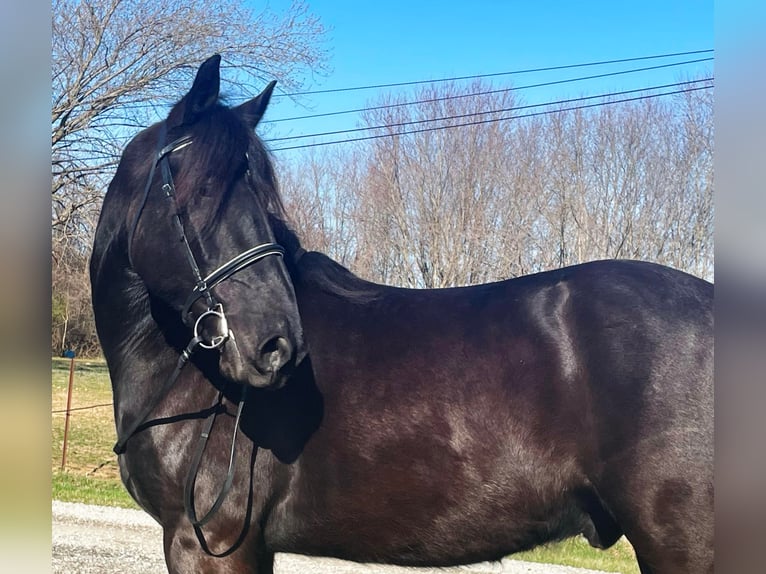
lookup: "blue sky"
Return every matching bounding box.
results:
[255,1,713,155]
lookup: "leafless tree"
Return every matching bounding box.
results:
[51,0,328,354]
[535,80,714,279]
[52,0,327,234]
[353,81,524,287]
[287,77,714,288]
[277,145,364,268]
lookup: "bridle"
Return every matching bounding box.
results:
[128,126,285,333]
[116,122,286,539]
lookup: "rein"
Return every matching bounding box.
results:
[115,123,284,538]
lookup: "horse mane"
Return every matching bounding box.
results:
[160,96,288,234]
[168,93,381,304]
[298,252,385,303]
[267,214,382,303]
[247,132,287,220]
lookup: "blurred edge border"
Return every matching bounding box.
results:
[0,2,764,574]
[715,3,766,574]
[0,1,53,573]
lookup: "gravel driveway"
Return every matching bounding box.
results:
[52,501,617,574]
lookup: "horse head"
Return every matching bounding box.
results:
[104,55,305,389]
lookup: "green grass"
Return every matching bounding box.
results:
[513,536,639,573]
[52,469,137,507]
[51,357,638,572]
[51,357,138,509]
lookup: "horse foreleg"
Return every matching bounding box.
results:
[163,525,273,574]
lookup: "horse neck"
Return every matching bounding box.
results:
[93,260,200,436]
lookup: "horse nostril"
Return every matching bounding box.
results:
[256,336,292,373]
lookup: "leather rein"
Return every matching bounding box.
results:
[115,123,284,534]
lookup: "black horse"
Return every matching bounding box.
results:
[90,55,713,574]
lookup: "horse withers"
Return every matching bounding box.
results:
[90,55,713,574]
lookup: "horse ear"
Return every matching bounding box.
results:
[236,80,277,129]
[183,54,221,122]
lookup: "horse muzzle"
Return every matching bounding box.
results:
[218,327,303,389]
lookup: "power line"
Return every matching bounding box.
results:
[270,82,713,152]
[272,49,713,98]
[82,50,714,128]
[265,57,713,124]
[268,79,712,144]
[71,50,714,122]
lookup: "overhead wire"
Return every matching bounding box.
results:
[269,80,713,152]
[271,49,713,98]
[92,50,714,125]
[269,79,713,143]
[265,57,713,124]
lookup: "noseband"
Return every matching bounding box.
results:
[116,125,287,535]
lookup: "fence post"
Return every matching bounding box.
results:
[60,351,76,470]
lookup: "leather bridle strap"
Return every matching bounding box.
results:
[113,335,203,455]
[181,243,284,325]
[117,124,286,540]
[128,127,285,330]
[158,137,217,318]
[184,385,248,530]
[116,128,285,454]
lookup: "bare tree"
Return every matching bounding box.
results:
[287,77,713,288]
[51,0,328,354]
[535,81,714,279]
[277,145,364,268]
[355,81,522,287]
[52,0,327,234]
